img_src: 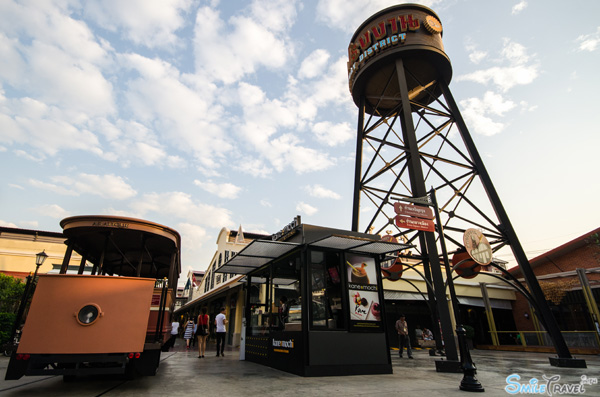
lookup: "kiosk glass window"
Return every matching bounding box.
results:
[272,255,302,332]
[249,268,271,336]
[248,252,302,336]
[309,250,345,330]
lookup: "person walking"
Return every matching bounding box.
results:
[215,307,228,357]
[191,319,198,348]
[183,317,195,350]
[395,314,413,359]
[197,308,209,358]
[168,318,180,350]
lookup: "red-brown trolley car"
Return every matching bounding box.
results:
[5,215,180,380]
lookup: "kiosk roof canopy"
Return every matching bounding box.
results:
[216,239,300,274]
[216,234,412,275]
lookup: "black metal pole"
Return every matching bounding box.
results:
[440,83,585,368]
[396,59,458,366]
[351,95,365,232]
[9,274,33,351]
[431,188,484,392]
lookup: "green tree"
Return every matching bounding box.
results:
[0,273,26,345]
[0,273,25,313]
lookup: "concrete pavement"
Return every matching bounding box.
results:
[2,339,599,396]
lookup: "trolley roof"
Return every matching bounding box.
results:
[60,215,181,282]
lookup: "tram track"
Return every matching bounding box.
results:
[0,351,180,396]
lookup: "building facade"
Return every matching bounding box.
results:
[0,226,79,280]
[509,228,600,350]
[175,226,269,348]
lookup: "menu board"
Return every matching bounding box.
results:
[346,254,382,331]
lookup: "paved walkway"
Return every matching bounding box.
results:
[2,339,599,396]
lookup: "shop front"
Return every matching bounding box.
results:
[216,223,411,376]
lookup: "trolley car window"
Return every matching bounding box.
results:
[77,304,100,325]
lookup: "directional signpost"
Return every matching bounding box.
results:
[395,215,435,232]
[394,202,435,232]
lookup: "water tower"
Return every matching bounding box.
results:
[348,4,582,368]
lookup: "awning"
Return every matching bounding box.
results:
[384,291,427,301]
[457,297,512,310]
[215,239,300,274]
[216,234,413,275]
[308,235,412,255]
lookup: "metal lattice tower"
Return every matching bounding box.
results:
[348,4,582,367]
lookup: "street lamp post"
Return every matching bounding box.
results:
[34,250,48,279]
[7,250,49,355]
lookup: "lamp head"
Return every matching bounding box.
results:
[36,250,48,267]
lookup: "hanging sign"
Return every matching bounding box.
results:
[395,215,435,232]
[394,202,434,219]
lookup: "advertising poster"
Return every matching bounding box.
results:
[346,254,382,331]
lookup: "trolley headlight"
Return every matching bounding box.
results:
[76,304,102,326]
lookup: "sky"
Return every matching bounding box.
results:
[1,0,599,277]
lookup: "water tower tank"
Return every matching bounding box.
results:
[347,4,452,114]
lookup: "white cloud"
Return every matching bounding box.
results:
[193,1,298,84]
[235,157,273,178]
[83,0,193,49]
[0,97,104,157]
[459,91,515,136]
[194,179,242,199]
[120,53,232,169]
[235,82,336,174]
[0,220,19,227]
[133,191,234,228]
[575,27,600,52]
[29,174,137,199]
[511,1,527,15]
[298,49,330,79]
[20,221,39,229]
[458,65,538,93]
[34,204,71,219]
[458,39,539,92]
[315,0,443,33]
[176,222,209,269]
[268,134,335,173]
[296,201,318,216]
[468,50,487,65]
[0,1,115,117]
[312,121,354,147]
[305,184,341,200]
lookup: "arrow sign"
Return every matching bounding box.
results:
[394,202,434,220]
[395,215,436,232]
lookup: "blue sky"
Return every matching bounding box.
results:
[1,0,599,275]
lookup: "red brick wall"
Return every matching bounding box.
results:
[511,241,600,331]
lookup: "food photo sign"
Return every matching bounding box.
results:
[346,254,383,331]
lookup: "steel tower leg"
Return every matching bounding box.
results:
[395,59,459,366]
[439,83,585,368]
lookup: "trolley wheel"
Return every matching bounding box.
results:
[124,361,137,380]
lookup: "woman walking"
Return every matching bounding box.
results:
[197,308,209,358]
[183,317,195,350]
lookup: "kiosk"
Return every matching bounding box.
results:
[216,220,411,376]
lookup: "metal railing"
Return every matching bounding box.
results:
[490,330,600,349]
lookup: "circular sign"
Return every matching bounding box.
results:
[380,233,404,281]
[463,228,492,265]
[452,251,481,279]
[424,15,443,34]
